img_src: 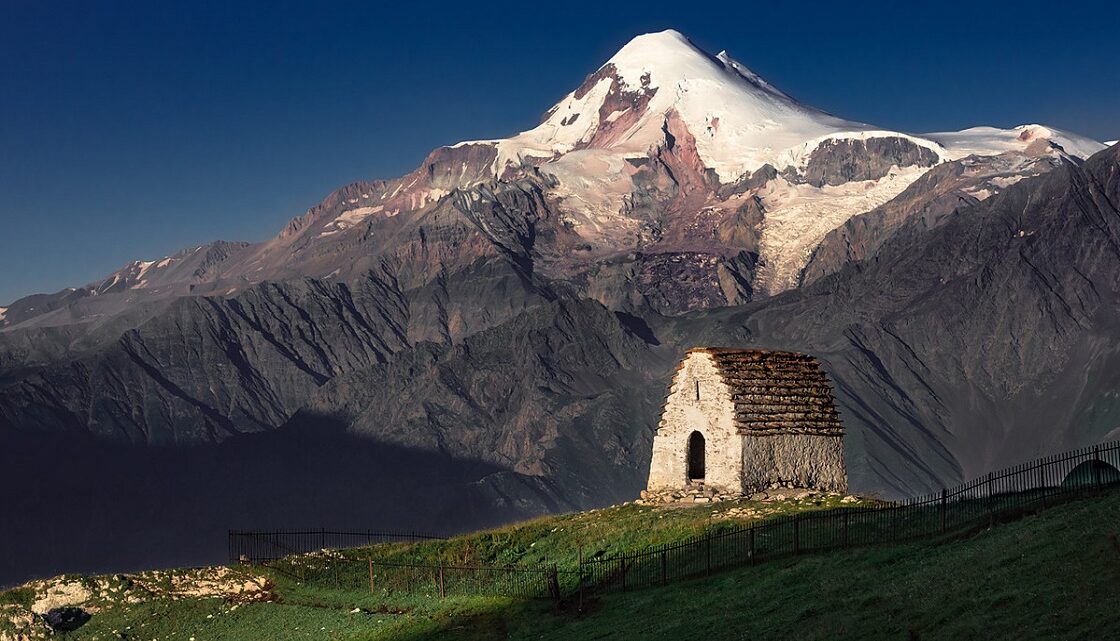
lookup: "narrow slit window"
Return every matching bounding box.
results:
[695,380,700,401]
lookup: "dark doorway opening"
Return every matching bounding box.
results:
[687,431,706,480]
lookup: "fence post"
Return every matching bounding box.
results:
[793,517,800,555]
[549,565,560,603]
[706,533,712,575]
[660,549,667,585]
[1039,461,1048,507]
[1094,446,1103,492]
[939,489,947,533]
[438,563,445,599]
[368,558,374,594]
[987,472,994,527]
[320,527,326,551]
[578,545,584,613]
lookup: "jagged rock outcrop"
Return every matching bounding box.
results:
[801,151,1067,286]
[799,136,941,187]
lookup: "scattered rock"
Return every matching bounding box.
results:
[30,579,92,615]
[1,604,38,640]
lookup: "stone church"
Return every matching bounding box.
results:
[646,348,847,496]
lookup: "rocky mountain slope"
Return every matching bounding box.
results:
[0,30,1114,585]
[1,32,1103,330]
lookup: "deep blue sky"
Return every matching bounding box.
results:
[2,1,1117,304]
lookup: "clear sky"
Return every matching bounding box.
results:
[1,0,1117,304]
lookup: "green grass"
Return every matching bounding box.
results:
[0,586,33,608]
[322,492,868,569]
[5,491,1119,640]
[264,492,872,597]
[516,494,1120,641]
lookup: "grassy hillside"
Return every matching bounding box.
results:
[3,491,1119,640]
[298,491,870,569]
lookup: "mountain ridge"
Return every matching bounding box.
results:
[0,31,1105,328]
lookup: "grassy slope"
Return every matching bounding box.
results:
[521,494,1120,641]
[4,492,1119,640]
[315,492,868,569]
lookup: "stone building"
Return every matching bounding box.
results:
[646,348,847,496]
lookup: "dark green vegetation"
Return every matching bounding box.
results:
[4,491,1118,640]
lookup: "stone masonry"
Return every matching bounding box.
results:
[646,348,847,499]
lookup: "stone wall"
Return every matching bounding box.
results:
[740,433,847,492]
[646,351,743,492]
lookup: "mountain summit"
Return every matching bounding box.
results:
[488,29,872,181]
[0,30,1108,323]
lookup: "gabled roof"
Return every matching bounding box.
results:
[687,347,844,436]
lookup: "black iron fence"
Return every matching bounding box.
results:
[288,558,565,599]
[228,529,442,564]
[226,441,1120,602]
[578,441,1120,595]
[366,560,564,600]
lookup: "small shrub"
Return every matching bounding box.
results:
[0,586,35,608]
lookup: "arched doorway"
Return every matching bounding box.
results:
[1061,459,1120,490]
[687,431,705,481]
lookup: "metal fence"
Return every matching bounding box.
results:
[228,529,442,564]
[230,530,563,600]
[364,560,564,600]
[227,441,1120,602]
[264,553,564,599]
[578,441,1120,595]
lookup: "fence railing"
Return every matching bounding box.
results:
[228,529,442,564]
[256,547,566,599]
[578,441,1120,595]
[367,560,564,600]
[279,558,566,600]
[227,441,1120,602]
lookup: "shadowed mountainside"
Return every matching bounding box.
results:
[0,419,572,588]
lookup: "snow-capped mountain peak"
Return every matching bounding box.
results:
[7,30,1108,326]
[491,30,879,181]
[597,30,797,108]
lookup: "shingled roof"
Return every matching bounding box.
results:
[687,347,844,436]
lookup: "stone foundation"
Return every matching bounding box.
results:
[638,483,743,505]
